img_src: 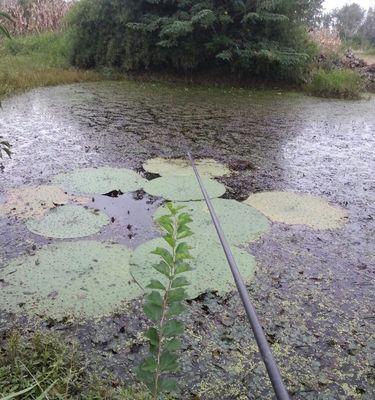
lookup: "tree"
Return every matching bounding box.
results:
[333,3,365,40]
[360,8,375,45]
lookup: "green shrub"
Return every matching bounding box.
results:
[307,69,364,99]
[67,0,318,82]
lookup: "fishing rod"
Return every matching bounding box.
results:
[187,152,290,400]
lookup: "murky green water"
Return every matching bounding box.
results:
[0,81,374,399]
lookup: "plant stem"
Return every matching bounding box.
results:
[153,214,178,399]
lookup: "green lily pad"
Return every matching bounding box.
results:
[144,176,226,201]
[0,185,88,220]
[154,199,270,245]
[26,205,109,239]
[130,237,256,299]
[243,191,347,230]
[52,167,146,195]
[143,157,230,177]
[0,241,142,318]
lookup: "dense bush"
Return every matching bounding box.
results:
[307,69,364,99]
[68,0,318,82]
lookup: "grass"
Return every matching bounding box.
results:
[0,32,100,100]
[307,69,365,99]
[0,330,152,399]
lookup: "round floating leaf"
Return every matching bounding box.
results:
[26,205,109,239]
[154,199,270,245]
[0,241,142,318]
[243,191,347,230]
[144,176,225,201]
[130,237,256,299]
[143,157,230,177]
[0,185,87,220]
[52,167,146,195]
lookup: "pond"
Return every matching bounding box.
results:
[0,81,374,399]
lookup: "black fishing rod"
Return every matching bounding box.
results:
[187,152,290,400]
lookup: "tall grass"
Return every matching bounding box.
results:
[0,32,100,99]
[307,69,364,99]
[0,330,152,399]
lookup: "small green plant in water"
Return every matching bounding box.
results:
[137,202,193,398]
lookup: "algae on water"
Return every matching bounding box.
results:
[26,205,109,239]
[154,198,270,245]
[243,191,347,229]
[130,237,256,299]
[0,241,141,318]
[143,157,230,177]
[0,185,87,219]
[52,167,146,195]
[144,175,226,201]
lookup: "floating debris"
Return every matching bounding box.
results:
[144,175,226,201]
[52,167,146,195]
[26,205,109,239]
[243,191,347,229]
[143,157,231,177]
[0,241,141,318]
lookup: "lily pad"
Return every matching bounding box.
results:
[52,167,146,195]
[130,237,256,299]
[243,191,347,229]
[154,199,270,245]
[0,185,87,220]
[143,157,230,177]
[0,241,141,318]
[26,205,109,239]
[144,176,226,201]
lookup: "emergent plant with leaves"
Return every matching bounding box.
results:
[137,202,193,398]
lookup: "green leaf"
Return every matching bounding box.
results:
[0,384,38,400]
[151,247,174,266]
[172,276,189,288]
[177,229,193,239]
[139,356,157,372]
[158,377,179,393]
[152,261,170,277]
[143,302,162,321]
[147,290,163,306]
[146,279,165,290]
[175,262,192,274]
[159,350,179,372]
[167,301,186,316]
[168,288,186,303]
[35,379,58,400]
[162,233,175,248]
[157,216,173,234]
[165,337,182,352]
[163,320,184,337]
[178,212,192,224]
[144,327,159,346]
[175,242,192,260]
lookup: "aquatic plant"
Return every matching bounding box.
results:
[243,191,347,229]
[0,185,87,220]
[143,157,230,177]
[144,175,225,201]
[154,198,270,245]
[26,204,109,239]
[0,241,141,318]
[53,166,146,195]
[131,237,256,299]
[137,203,193,397]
